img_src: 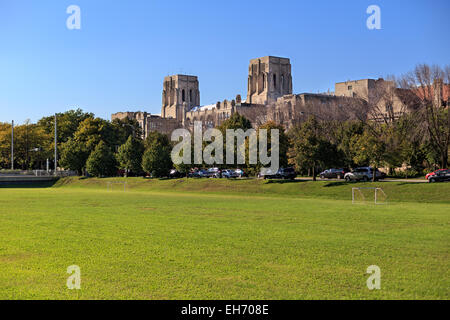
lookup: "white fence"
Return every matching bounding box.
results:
[0,170,77,177]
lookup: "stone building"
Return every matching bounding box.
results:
[112,55,416,137]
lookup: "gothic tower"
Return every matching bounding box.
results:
[246,56,292,105]
[162,75,200,119]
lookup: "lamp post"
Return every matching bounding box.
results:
[11,120,14,170]
[54,114,58,174]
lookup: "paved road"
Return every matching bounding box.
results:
[295,177,428,183]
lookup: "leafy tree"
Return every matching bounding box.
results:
[86,141,117,177]
[59,117,116,175]
[171,136,193,176]
[217,113,253,170]
[289,116,340,181]
[59,138,89,175]
[142,131,172,177]
[73,117,116,151]
[256,121,290,173]
[111,117,143,147]
[352,130,387,181]
[0,121,52,170]
[116,136,144,176]
[37,109,94,144]
[217,112,252,133]
[334,121,365,169]
[0,122,12,169]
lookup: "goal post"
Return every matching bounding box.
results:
[106,181,128,192]
[352,187,387,205]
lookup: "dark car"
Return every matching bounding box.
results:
[428,169,450,183]
[188,169,202,178]
[278,167,296,180]
[258,167,296,180]
[320,168,347,179]
[169,169,183,178]
[222,169,239,178]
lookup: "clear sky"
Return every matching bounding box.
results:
[1,0,449,124]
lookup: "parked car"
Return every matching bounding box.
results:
[320,168,348,179]
[222,169,239,179]
[205,168,222,178]
[428,169,450,183]
[169,169,183,178]
[258,167,296,180]
[188,169,202,178]
[344,167,385,182]
[234,168,247,178]
[425,169,448,180]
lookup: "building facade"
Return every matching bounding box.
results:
[112,56,415,137]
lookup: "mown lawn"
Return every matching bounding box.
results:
[0,178,448,299]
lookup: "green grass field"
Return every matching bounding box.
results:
[0,178,449,299]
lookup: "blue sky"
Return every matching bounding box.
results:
[1,0,449,124]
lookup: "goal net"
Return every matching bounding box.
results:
[352,187,387,205]
[106,181,128,192]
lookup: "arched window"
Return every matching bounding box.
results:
[281,75,284,91]
[273,74,277,89]
[262,73,265,90]
[182,89,186,102]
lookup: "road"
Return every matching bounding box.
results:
[296,177,428,183]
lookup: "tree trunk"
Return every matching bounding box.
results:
[312,164,316,181]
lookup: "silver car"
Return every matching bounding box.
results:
[344,167,384,182]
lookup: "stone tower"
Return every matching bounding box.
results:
[162,75,200,119]
[246,56,292,105]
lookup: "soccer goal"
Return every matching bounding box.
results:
[352,187,387,205]
[106,181,128,192]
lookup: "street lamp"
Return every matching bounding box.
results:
[11,120,14,170]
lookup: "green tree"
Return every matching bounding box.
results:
[256,121,290,173]
[73,117,117,151]
[111,117,143,147]
[217,112,252,133]
[116,136,144,176]
[172,136,193,176]
[37,109,94,144]
[0,122,12,169]
[59,138,89,175]
[334,121,365,169]
[59,117,116,175]
[217,113,253,170]
[86,141,117,177]
[289,116,340,181]
[142,131,172,177]
[353,130,387,181]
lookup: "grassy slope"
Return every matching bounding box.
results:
[54,176,450,203]
[0,178,448,299]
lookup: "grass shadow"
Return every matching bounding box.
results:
[265,179,308,184]
[323,181,352,187]
[0,180,59,188]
